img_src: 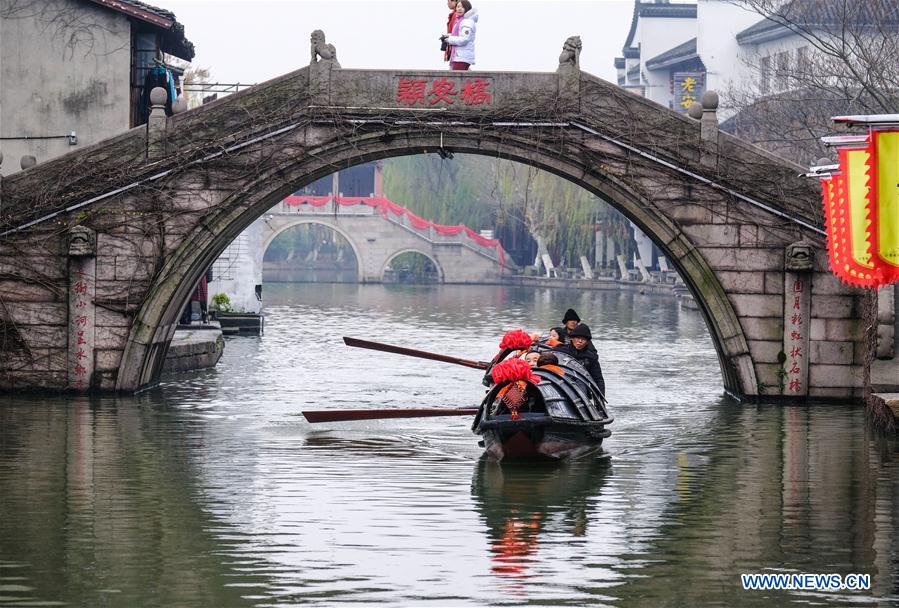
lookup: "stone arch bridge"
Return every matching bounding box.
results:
[261,196,510,283]
[0,37,881,399]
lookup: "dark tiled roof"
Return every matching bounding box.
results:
[118,0,176,20]
[86,0,194,60]
[614,57,626,69]
[623,1,697,54]
[645,37,697,70]
[737,1,899,44]
[639,2,696,19]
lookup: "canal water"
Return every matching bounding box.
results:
[1,284,898,607]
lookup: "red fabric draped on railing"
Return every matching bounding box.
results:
[282,195,505,268]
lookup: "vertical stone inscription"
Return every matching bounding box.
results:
[783,241,814,397]
[67,227,97,391]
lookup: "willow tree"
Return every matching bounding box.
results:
[382,154,632,269]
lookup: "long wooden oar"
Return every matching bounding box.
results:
[302,407,479,423]
[343,336,490,370]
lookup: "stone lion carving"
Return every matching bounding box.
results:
[785,240,815,272]
[558,36,582,68]
[68,225,96,257]
[310,30,340,67]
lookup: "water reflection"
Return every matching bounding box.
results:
[0,396,269,607]
[471,455,611,588]
[1,285,899,606]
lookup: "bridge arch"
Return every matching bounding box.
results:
[261,218,365,283]
[381,248,444,283]
[4,65,840,398]
[118,132,753,395]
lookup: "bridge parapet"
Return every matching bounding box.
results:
[0,49,868,399]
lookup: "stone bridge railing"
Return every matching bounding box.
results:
[268,199,509,268]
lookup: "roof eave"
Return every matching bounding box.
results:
[86,0,173,28]
[646,53,700,71]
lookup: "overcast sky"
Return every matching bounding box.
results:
[163,0,635,86]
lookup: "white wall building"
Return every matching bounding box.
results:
[208,218,264,315]
[614,0,815,118]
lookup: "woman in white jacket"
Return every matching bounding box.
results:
[441,0,478,71]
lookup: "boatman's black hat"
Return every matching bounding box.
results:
[569,324,592,340]
[562,308,580,323]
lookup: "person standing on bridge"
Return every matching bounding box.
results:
[442,0,459,64]
[441,0,478,71]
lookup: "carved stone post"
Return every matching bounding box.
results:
[147,86,168,160]
[67,225,97,391]
[699,91,719,169]
[556,35,582,112]
[783,241,814,397]
[309,30,340,105]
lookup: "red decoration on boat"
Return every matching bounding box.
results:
[498,329,533,351]
[491,358,540,385]
[282,195,506,269]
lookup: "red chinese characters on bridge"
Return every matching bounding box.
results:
[396,77,492,107]
[785,279,805,394]
[70,270,91,390]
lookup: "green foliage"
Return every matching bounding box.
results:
[210,293,231,312]
[381,154,634,266]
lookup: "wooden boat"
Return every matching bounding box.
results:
[472,346,613,461]
[303,335,613,460]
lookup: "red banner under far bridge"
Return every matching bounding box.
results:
[282,195,506,269]
[815,117,899,288]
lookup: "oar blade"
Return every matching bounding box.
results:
[302,407,479,423]
[343,336,489,370]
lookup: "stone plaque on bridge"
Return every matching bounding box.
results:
[68,259,96,391]
[783,274,811,397]
[324,70,563,114]
[68,226,96,391]
[396,76,492,107]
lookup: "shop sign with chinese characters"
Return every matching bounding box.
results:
[396,77,492,107]
[672,72,705,113]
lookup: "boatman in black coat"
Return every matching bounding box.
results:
[554,324,605,396]
[558,308,581,342]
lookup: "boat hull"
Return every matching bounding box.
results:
[477,416,610,460]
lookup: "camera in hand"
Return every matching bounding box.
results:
[439,35,447,52]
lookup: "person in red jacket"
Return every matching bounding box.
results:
[443,0,459,63]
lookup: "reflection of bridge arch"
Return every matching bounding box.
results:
[381,249,444,283]
[262,218,365,283]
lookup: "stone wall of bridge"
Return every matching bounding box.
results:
[0,54,874,399]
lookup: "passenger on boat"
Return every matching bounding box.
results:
[536,352,565,375]
[554,324,605,395]
[549,327,565,344]
[523,350,541,367]
[559,309,581,342]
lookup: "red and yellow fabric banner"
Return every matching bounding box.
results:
[822,129,899,287]
[868,129,899,282]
